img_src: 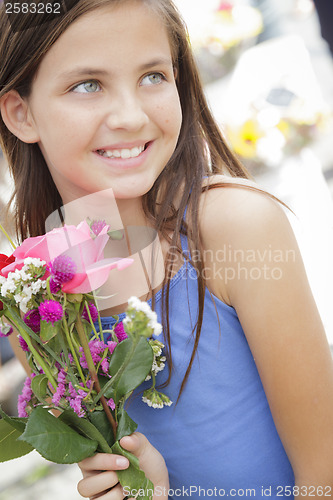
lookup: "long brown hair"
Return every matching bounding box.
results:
[0,0,251,398]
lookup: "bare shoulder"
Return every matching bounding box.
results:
[199,174,292,274]
[200,174,285,235]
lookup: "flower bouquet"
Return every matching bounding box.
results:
[0,220,171,499]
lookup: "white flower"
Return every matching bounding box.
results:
[30,280,44,294]
[122,316,130,327]
[22,285,33,298]
[152,360,165,374]
[151,321,162,337]
[142,396,163,409]
[20,297,30,313]
[14,292,25,305]
[1,279,16,296]
[128,296,142,310]
[23,257,46,268]
[18,270,31,281]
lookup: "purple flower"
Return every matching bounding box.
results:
[67,384,86,418]
[82,303,99,323]
[17,375,34,417]
[90,219,107,236]
[23,309,41,333]
[107,398,115,410]
[49,277,61,294]
[68,396,85,417]
[0,324,13,337]
[39,300,63,325]
[101,358,109,374]
[114,321,128,342]
[48,255,76,284]
[18,336,29,352]
[52,368,67,406]
[107,341,117,355]
[79,339,108,368]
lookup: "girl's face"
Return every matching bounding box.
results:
[25,1,182,206]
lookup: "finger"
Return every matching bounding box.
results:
[119,432,148,457]
[119,433,167,486]
[77,470,121,498]
[78,453,129,477]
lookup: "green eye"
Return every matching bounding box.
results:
[72,80,101,93]
[141,73,164,86]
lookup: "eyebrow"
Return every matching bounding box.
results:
[57,58,173,81]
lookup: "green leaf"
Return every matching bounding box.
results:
[111,441,154,499]
[106,338,153,403]
[19,406,98,464]
[47,333,62,354]
[40,320,60,343]
[0,405,28,433]
[31,374,49,401]
[59,410,112,453]
[64,302,78,327]
[88,410,115,447]
[0,419,33,462]
[66,293,83,303]
[116,408,137,441]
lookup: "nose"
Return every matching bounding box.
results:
[104,89,149,131]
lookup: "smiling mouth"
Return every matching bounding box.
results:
[96,143,149,159]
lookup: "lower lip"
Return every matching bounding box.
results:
[93,142,153,170]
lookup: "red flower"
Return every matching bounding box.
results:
[0,253,15,276]
[0,254,15,311]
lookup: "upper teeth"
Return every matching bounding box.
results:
[97,145,145,159]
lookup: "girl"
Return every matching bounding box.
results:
[0,0,333,498]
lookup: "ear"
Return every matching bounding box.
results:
[0,90,40,143]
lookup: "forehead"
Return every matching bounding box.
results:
[34,1,173,80]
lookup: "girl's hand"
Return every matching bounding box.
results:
[77,432,169,499]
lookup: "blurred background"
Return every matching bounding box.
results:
[0,0,333,498]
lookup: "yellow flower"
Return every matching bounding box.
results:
[227,119,263,159]
[276,119,290,138]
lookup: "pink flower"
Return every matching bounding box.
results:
[107,398,116,411]
[49,255,77,284]
[17,375,35,417]
[90,219,107,236]
[107,341,117,355]
[18,336,29,352]
[114,321,128,342]
[23,309,41,333]
[39,300,63,325]
[82,303,99,323]
[79,339,108,368]
[1,221,133,294]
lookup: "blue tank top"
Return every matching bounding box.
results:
[101,234,295,499]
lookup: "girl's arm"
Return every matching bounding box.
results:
[200,178,333,496]
[78,433,169,499]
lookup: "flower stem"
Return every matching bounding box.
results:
[5,310,57,388]
[83,299,100,341]
[62,318,87,387]
[75,315,117,438]
[0,223,16,251]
